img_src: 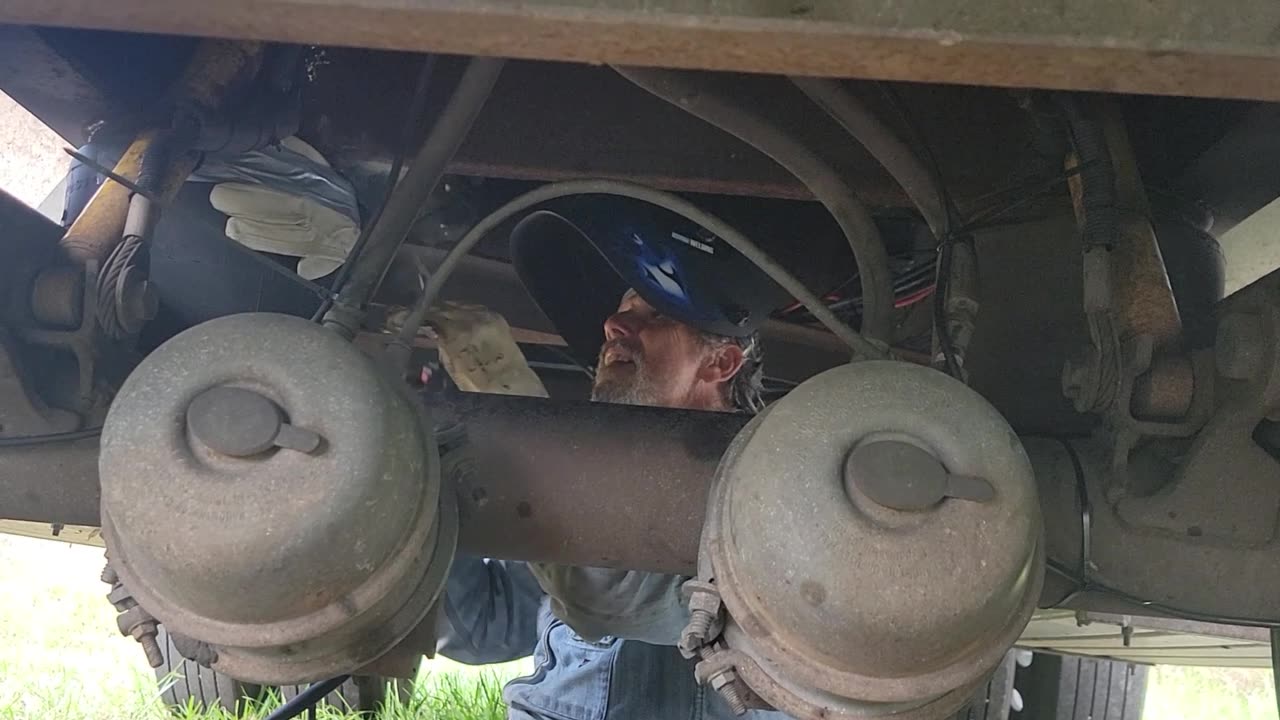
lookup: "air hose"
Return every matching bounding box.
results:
[387,179,885,372]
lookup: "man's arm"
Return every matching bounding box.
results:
[435,555,544,665]
[529,564,689,646]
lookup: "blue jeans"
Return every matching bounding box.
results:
[436,556,785,720]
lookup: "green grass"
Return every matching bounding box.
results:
[149,670,514,720]
[0,534,527,719]
[2,533,1278,720]
[1144,665,1276,720]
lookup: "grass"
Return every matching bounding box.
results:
[0,534,527,719]
[1144,665,1276,720]
[152,670,514,720]
[2,533,1278,720]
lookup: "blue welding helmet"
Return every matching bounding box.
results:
[510,195,790,366]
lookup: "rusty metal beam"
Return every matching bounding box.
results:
[0,393,747,575]
[3,2,1280,101]
[444,393,746,574]
[0,435,101,527]
[13,390,1280,628]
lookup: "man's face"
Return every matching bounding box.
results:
[591,290,705,408]
[591,290,735,411]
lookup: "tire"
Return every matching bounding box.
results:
[950,651,1018,720]
[154,626,263,713]
[155,626,409,715]
[1014,653,1148,720]
[279,675,410,714]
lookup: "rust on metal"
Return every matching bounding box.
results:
[60,40,264,265]
[98,313,449,685]
[702,361,1042,710]
[1101,104,1184,352]
[0,434,101,526]
[1109,215,1184,352]
[1130,354,1195,420]
[444,392,746,575]
[2,1,1280,101]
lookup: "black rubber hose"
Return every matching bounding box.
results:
[323,56,505,333]
[1060,97,1117,251]
[613,67,895,344]
[263,675,350,720]
[789,77,948,241]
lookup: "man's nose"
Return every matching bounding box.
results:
[603,310,637,340]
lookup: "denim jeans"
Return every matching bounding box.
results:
[437,556,786,720]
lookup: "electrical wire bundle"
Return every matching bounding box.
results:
[772,252,938,327]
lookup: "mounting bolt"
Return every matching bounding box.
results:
[709,670,748,715]
[132,622,165,668]
[679,580,722,658]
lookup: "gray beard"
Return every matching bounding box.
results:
[590,362,664,407]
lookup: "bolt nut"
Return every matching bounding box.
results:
[131,623,164,668]
[709,671,748,716]
[708,669,737,691]
[1216,313,1265,381]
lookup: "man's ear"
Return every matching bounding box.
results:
[698,341,746,386]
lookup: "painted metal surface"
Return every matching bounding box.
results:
[3,1,1280,100]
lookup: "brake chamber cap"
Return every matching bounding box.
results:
[99,313,454,684]
[703,361,1044,719]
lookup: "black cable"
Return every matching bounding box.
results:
[312,54,439,322]
[959,163,1086,232]
[1045,559,1280,629]
[615,67,895,344]
[264,676,350,720]
[326,57,505,332]
[1048,437,1280,629]
[1057,438,1092,586]
[879,84,963,377]
[0,427,103,448]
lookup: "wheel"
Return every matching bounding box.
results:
[155,626,410,715]
[154,626,263,713]
[949,650,1018,720]
[1014,653,1148,720]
